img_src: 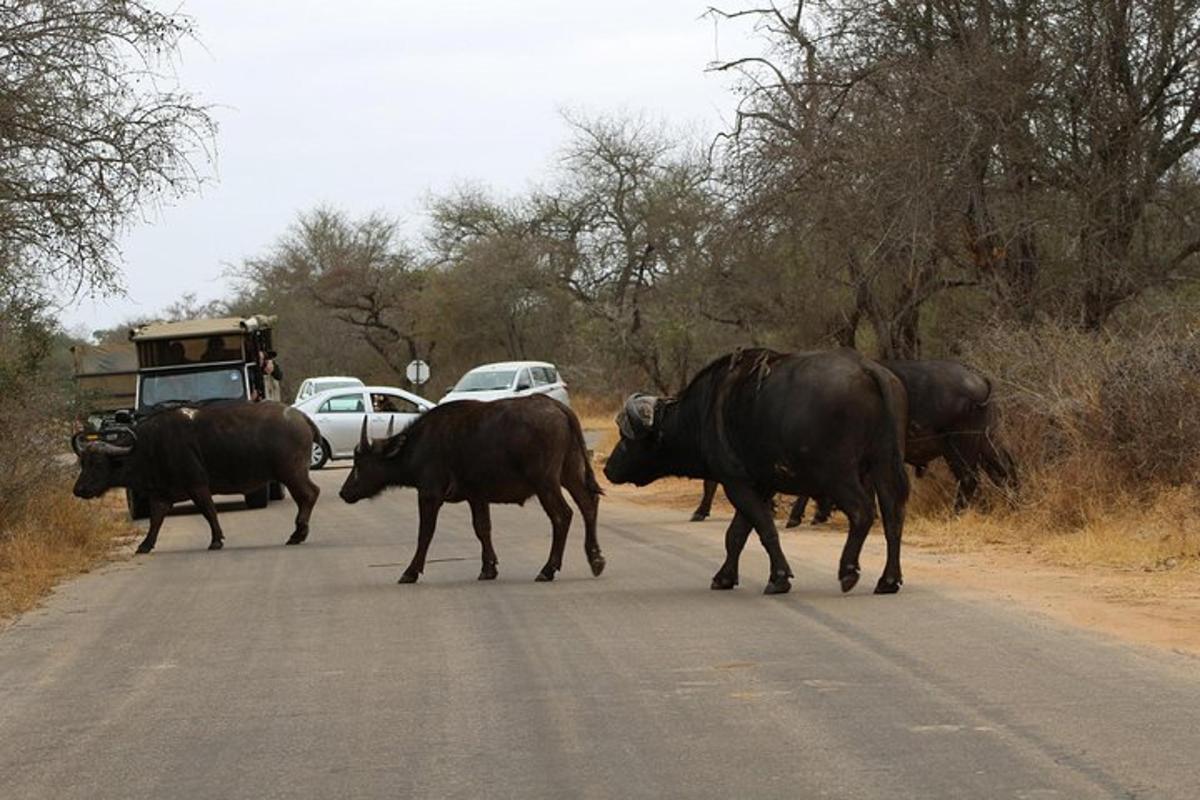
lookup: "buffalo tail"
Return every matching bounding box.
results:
[861,360,911,502]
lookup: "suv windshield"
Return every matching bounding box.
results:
[454,370,516,392]
[139,365,246,409]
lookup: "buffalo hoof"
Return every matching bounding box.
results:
[710,573,738,590]
[208,540,224,551]
[135,541,154,554]
[874,576,903,595]
[785,517,803,529]
[589,554,607,577]
[397,572,419,584]
[763,577,792,595]
[690,511,709,522]
[839,567,861,593]
[478,565,498,581]
[535,570,555,582]
[285,534,307,546]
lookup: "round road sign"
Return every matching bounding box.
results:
[405,359,430,385]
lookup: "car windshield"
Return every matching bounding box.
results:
[139,366,245,409]
[454,370,516,392]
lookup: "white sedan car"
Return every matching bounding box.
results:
[439,361,570,406]
[293,385,434,469]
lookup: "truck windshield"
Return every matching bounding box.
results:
[139,366,246,409]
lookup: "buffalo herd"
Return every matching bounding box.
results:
[73,347,1015,596]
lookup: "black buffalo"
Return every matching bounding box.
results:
[338,395,606,584]
[689,358,1017,524]
[73,402,321,553]
[605,348,909,595]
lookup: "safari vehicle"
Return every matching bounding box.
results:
[128,315,280,411]
[70,342,138,440]
[80,315,285,519]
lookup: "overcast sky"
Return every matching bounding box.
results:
[62,1,755,336]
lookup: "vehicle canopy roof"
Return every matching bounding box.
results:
[71,343,137,376]
[129,314,275,342]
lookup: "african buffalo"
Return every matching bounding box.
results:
[338,394,605,584]
[605,348,909,595]
[689,358,1017,524]
[73,401,321,553]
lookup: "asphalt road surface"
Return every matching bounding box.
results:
[2,468,1199,799]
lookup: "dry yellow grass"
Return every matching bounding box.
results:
[0,484,133,620]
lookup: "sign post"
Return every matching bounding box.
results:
[405,359,430,387]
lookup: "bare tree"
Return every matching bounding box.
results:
[709,0,1200,340]
[0,1,216,296]
[236,208,435,380]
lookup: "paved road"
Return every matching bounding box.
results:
[2,468,1199,799]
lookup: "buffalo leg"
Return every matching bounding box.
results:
[982,439,1018,493]
[284,476,320,545]
[871,463,909,595]
[711,512,753,590]
[399,495,442,583]
[135,498,171,554]
[946,442,980,511]
[692,479,719,522]
[785,496,808,528]
[186,487,225,550]
[722,482,793,595]
[469,499,499,580]
[812,495,835,524]
[828,479,875,593]
[564,476,605,577]
[535,488,573,582]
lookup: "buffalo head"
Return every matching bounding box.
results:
[339,416,406,504]
[73,441,134,499]
[603,393,665,487]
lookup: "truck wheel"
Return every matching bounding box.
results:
[244,486,270,509]
[269,481,285,501]
[310,438,330,470]
[126,489,151,521]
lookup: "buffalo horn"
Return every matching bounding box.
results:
[359,415,370,449]
[110,425,137,443]
[87,441,133,457]
[618,393,657,439]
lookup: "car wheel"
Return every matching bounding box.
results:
[126,488,151,521]
[244,487,270,509]
[310,438,330,470]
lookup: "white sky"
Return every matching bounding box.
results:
[61,1,756,336]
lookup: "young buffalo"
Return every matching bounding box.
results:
[339,395,606,584]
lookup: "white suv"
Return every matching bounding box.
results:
[439,361,569,406]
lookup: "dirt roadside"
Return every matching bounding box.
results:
[595,466,1200,659]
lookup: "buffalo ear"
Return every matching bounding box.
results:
[617,393,659,439]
